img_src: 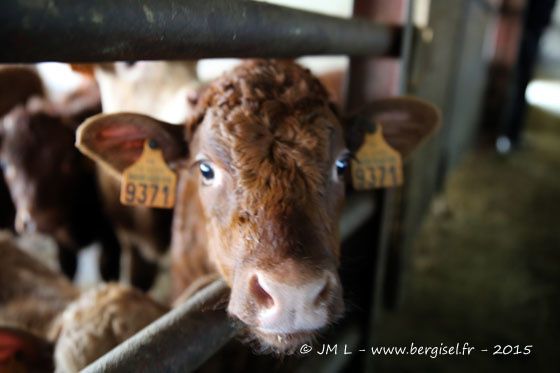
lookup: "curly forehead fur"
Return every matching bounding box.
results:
[188,60,339,208]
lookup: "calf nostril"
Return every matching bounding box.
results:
[21,216,35,233]
[14,220,24,234]
[15,212,29,234]
[314,278,331,307]
[250,274,275,309]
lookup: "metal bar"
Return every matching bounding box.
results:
[0,0,401,63]
[83,194,375,372]
[82,280,240,373]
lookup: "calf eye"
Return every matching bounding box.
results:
[199,162,215,184]
[336,158,349,176]
[333,152,351,182]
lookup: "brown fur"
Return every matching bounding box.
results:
[169,61,347,352]
[53,283,167,372]
[0,232,78,339]
[174,60,345,280]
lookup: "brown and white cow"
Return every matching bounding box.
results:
[77,60,439,353]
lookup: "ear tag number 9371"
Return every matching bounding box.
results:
[120,139,176,209]
[351,123,403,190]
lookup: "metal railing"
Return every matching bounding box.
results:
[0,0,401,62]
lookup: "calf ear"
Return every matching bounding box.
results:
[76,113,187,180]
[0,66,44,117]
[346,97,440,159]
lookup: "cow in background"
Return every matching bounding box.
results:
[0,232,166,372]
[0,67,123,281]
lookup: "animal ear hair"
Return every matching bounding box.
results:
[345,96,441,159]
[76,113,187,180]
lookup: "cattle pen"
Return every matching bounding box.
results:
[0,0,529,372]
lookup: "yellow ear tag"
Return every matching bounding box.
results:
[351,124,403,190]
[120,140,176,208]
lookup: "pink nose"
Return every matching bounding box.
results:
[248,271,334,334]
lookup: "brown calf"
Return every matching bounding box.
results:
[0,88,122,280]
[77,60,439,353]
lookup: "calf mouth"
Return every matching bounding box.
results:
[246,327,319,355]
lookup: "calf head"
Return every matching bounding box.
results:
[76,60,439,353]
[0,99,93,236]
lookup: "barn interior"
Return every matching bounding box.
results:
[0,0,559,372]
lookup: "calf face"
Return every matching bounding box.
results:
[0,103,84,235]
[0,70,100,237]
[77,60,439,353]
[187,63,348,348]
[0,94,121,281]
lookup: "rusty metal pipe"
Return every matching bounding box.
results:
[0,0,401,63]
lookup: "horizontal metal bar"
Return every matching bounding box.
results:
[82,280,241,372]
[83,193,375,372]
[0,0,401,63]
